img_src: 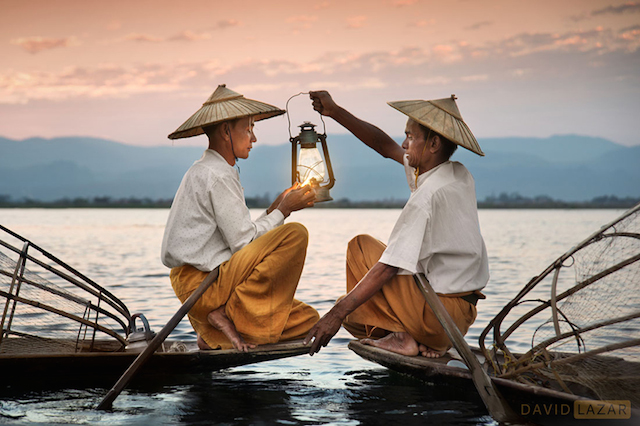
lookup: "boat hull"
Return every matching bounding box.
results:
[349,340,638,425]
[1,340,309,389]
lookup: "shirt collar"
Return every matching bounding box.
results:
[416,161,449,189]
[405,154,451,192]
[204,148,233,167]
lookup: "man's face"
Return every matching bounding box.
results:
[402,119,429,168]
[229,116,256,159]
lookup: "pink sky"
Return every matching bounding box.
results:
[1,0,639,146]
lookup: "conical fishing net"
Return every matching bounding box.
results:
[480,203,640,408]
[0,224,131,355]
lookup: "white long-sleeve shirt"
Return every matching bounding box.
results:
[379,156,489,294]
[161,149,284,271]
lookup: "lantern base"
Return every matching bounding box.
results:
[314,187,333,203]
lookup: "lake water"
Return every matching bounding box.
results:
[0,208,624,425]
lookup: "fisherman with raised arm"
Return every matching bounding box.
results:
[304,91,488,357]
[162,85,319,352]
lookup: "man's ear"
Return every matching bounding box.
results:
[220,122,230,141]
[429,134,441,154]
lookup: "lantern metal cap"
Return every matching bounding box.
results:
[168,84,285,140]
[387,94,484,156]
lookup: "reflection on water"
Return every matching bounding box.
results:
[0,208,623,425]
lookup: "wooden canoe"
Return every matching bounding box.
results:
[349,340,639,425]
[1,339,309,389]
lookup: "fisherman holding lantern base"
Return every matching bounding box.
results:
[161,85,319,352]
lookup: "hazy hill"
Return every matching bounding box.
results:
[0,134,638,202]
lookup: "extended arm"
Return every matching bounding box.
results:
[309,91,405,165]
[303,262,399,355]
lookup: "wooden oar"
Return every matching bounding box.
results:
[97,267,220,410]
[413,274,520,423]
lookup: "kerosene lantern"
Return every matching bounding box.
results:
[290,121,335,202]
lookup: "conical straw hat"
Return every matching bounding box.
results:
[387,95,484,156]
[168,84,285,140]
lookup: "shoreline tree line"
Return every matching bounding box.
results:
[0,193,638,209]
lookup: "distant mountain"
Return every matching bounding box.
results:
[0,134,638,202]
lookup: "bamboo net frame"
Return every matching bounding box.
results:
[0,224,132,355]
[479,203,640,406]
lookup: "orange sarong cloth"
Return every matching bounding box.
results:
[342,234,478,352]
[170,222,319,350]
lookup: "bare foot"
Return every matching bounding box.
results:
[197,335,212,350]
[207,305,256,352]
[418,344,448,358]
[360,332,420,356]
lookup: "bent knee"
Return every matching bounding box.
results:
[281,222,309,244]
[347,234,379,252]
[348,234,374,245]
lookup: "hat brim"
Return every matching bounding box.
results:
[388,100,484,156]
[169,98,285,140]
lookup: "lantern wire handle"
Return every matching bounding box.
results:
[285,92,327,140]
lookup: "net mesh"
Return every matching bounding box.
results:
[0,225,131,355]
[480,204,640,408]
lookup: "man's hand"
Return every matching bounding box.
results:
[267,183,297,214]
[303,309,343,355]
[309,90,338,118]
[277,184,316,217]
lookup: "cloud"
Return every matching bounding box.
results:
[571,2,640,21]
[120,20,238,44]
[123,30,214,43]
[466,21,493,31]
[286,15,318,30]
[0,62,229,104]
[168,30,212,42]
[415,76,451,86]
[2,25,637,106]
[619,24,640,38]
[481,27,638,57]
[346,16,367,29]
[123,33,163,43]
[213,19,240,29]
[314,1,331,10]
[460,74,489,82]
[592,2,640,16]
[11,37,74,54]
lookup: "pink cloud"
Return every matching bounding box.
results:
[592,2,640,16]
[123,33,163,43]
[287,15,318,24]
[619,25,640,40]
[168,30,212,42]
[3,25,638,107]
[572,2,640,21]
[215,19,240,29]
[465,21,493,31]
[11,37,73,54]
